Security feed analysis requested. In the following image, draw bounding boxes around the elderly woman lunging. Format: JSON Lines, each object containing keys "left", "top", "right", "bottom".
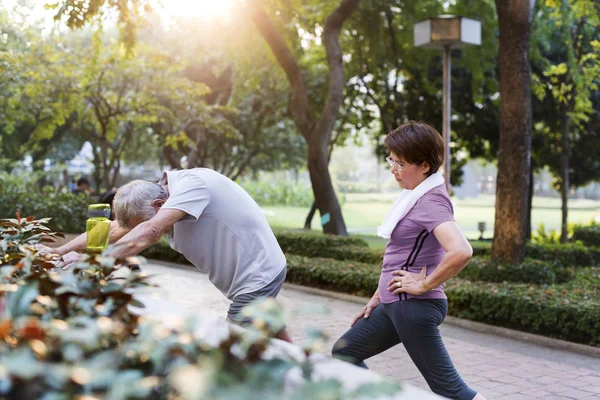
{"left": 332, "top": 121, "right": 486, "bottom": 400}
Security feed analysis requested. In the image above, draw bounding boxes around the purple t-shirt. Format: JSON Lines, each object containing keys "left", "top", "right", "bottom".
{"left": 378, "top": 185, "right": 455, "bottom": 304}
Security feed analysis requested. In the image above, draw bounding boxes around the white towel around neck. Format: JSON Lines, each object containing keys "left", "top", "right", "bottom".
{"left": 377, "top": 172, "right": 445, "bottom": 239}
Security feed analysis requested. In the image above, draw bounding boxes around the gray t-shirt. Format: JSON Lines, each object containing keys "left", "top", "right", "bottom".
{"left": 159, "top": 168, "right": 286, "bottom": 300}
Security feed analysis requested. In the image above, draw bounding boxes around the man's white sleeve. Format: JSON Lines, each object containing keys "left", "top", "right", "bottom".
{"left": 161, "top": 173, "right": 210, "bottom": 220}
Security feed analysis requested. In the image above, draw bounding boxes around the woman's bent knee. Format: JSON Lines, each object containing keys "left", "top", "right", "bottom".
{"left": 331, "top": 337, "right": 349, "bottom": 358}
{"left": 331, "top": 337, "right": 364, "bottom": 367}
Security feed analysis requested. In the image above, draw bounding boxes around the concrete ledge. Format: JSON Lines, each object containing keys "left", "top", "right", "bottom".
{"left": 283, "top": 282, "right": 600, "bottom": 359}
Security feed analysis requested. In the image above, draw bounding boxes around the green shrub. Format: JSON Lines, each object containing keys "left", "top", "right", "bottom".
{"left": 286, "top": 254, "right": 380, "bottom": 297}
{"left": 446, "top": 279, "right": 600, "bottom": 347}
{"left": 470, "top": 243, "right": 598, "bottom": 267}
{"left": 275, "top": 230, "right": 370, "bottom": 248}
{"left": 531, "top": 222, "right": 563, "bottom": 244}
{"left": 471, "top": 246, "right": 490, "bottom": 257}
{"left": 144, "top": 235, "right": 578, "bottom": 286}
{"left": 525, "top": 243, "right": 598, "bottom": 267}
{"left": 275, "top": 231, "right": 598, "bottom": 269}
{"left": 142, "top": 232, "right": 382, "bottom": 267}
{"left": 0, "top": 171, "right": 88, "bottom": 233}
{"left": 457, "top": 257, "right": 574, "bottom": 285}
{"left": 274, "top": 231, "right": 384, "bottom": 263}
{"left": 572, "top": 223, "right": 600, "bottom": 247}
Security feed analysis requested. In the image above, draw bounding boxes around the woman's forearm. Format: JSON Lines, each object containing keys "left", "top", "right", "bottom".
{"left": 424, "top": 249, "right": 471, "bottom": 289}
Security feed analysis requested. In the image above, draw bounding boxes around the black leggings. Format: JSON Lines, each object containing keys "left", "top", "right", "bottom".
{"left": 332, "top": 299, "right": 477, "bottom": 400}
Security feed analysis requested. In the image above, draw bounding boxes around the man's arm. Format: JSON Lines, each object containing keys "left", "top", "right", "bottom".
{"left": 41, "top": 220, "right": 130, "bottom": 256}
{"left": 108, "top": 208, "right": 187, "bottom": 259}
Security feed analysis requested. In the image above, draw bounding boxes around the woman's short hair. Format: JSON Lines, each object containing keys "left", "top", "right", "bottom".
{"left": 384, "top": 121, "right": 444, "bottom": 176}
{"left": 113, "top": 180, "right": 167, "bottom": 227}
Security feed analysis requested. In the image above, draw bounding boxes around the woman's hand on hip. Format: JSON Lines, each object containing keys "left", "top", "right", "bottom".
{"left": 387, "top": 266, "right": 428, "bottom": 296}
{"left": 351, "top": 294, "right": 381, "bottom": 327}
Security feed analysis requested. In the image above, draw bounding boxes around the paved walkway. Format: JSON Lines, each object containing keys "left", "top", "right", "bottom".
{"left": 137, "top": 261, "right": 600, "bottom": 400}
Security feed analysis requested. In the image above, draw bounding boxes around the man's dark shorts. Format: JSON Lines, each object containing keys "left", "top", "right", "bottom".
{"left": 226, "top": 267, "right": 287, "bottom": 328}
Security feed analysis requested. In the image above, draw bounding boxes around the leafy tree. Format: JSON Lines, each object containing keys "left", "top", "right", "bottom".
{"left": 75, "top": 37, "right": 175, "bottom": 189}
{"left": 142, "top": 16, "right": 307, "bottom": 179}
{"left": 248, "top": 0, "right": 360, "bottom": 235}
{"left": 531, "top": 0, "right": 600, "bottom": 242}
{"left": 0, "top": 10, "right": 81, "bottom": 166}
{"left": 48, "top": 0, "right": 354, "bottom": 236}
{"left": 341, "top": 0, "right": 500, "bottom": 187}
{"left": 45, "top": 0, "right": 152, "bottom": 51}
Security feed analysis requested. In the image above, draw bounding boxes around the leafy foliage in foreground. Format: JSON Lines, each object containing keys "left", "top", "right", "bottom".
{"left": 0, "top": 215, "right": 401, "bottom": 399}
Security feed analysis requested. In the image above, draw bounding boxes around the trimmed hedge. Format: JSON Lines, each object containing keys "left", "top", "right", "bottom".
{"left": 146, "top": 228, "right": 598, "bottom": 270}
{"left": 457, "top": 257, "right": 574, "bottom": 285}
{"left": 446, "top": 279, "right": 600, "bottom": 347}
{"left": 472, "top": 242, "right": 598, "bottom": 267}
{"left": 143, "top": 238, "right": 575, "bottom": 286}
{"left": 274, "top": 231, "right": 384, "bottom": 264}
{"left": 286, "top": 255, "right": 379, "bottom": 297}
{"left": 275, "top": 231, "right": 598, "bottom": 269}
{"left": 572, "top": 224, "right": 600, "bottom": 248}
{"left": 275, "top": 230, "right": 370, "bottom": 249}
{"left": 141, "top": 233, "right": 380, "bottom": 265}
{"left": 526, "top": 243, "right": 599, "bottom": 267}
{"left": 284, "top": 254, "right": 598, "bottom": 346}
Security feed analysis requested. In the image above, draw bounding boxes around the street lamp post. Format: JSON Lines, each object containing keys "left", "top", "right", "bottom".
{"left": 414, "top": 15, "right": 481, "bottom": 190}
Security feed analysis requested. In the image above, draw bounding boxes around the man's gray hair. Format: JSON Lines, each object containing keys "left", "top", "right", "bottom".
{"left": 113, "top": 180, "right": 168, "bottom": 227}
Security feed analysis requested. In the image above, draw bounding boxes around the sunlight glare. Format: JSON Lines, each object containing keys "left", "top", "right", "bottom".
{"left": 160, "top": 0, "right": 236, "bottom": 19}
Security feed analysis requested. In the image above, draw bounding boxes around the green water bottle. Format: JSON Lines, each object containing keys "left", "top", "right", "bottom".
{"left": 86, "top": 203, "right": 111, "bottom": 255}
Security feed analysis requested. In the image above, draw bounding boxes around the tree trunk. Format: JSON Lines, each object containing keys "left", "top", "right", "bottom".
{"left": 560, "top": 114, "right": 571, "bottom": 243}
{"left": 162, "top": 145, "right": 180, "bottom": 169}
{"left": 90, "top": 144, "right": 102, "bottom": 192}
{"left": 492, "top": 0, "right": 535, "bottom": 264}
{"left": 525, "top": 160, "right": 534, "bottom": 242}
{"left": 303, "top": 119, "right": 345, "bottom": 230}
{"left": 250, "top": 0, "right": 358, "bottom": 236}
{"left": 100, "top": 137, "right": 111, "bottom": 190}
{"left": 307, "top": 136, "right": 346, "bottom": 234}
{"left": 304, "top": 202, "right": 318, "bottom": 230}
{"left": 110, "top": 160, "right": 121, "bottom": 188}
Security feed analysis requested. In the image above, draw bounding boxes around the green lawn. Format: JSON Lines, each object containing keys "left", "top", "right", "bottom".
{"left": 263, "top": 194, "right": 600, "bottom": 245}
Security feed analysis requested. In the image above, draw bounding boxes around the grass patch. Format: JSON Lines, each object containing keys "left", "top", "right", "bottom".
{"left": 262, "top": 195, "right": 600, "bottom": 240}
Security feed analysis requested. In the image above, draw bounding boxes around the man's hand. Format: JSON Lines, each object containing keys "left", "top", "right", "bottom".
{"left": 35, "top": 244, "right": 58, "bottom": 256}
{"left": 55, "top": 251, "right": 83, "bottom": 270}
{"left": 351, "top": 293, "right": 381, "bottom": 327}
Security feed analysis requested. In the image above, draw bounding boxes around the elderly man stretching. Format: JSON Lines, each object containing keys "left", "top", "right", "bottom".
{"left": 45, "top": 168, "right": 291, "bottom": 342}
